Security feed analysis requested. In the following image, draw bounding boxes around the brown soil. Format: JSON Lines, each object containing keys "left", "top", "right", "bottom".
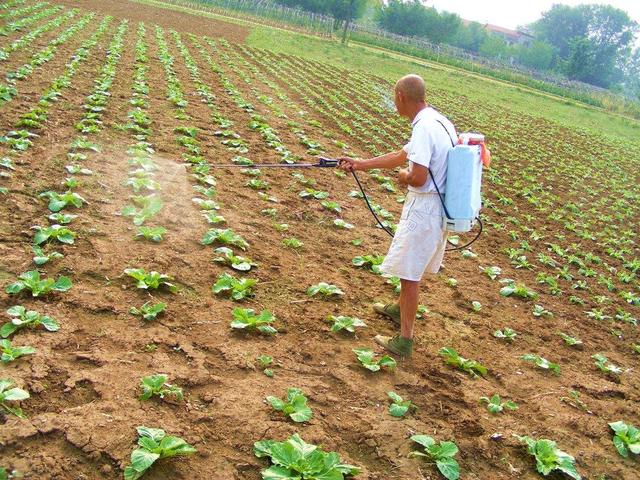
{"left": 0, "top": 1, "right": 638, "bottom": 480}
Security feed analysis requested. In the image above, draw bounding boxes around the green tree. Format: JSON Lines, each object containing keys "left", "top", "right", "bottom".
{"left": 515, "top": 40, "right": 555, "bottom": 70}
{"left": 377, "top": 0, "right": 461, "bottom": 44}
{"left": 331, "top": 0, "right": 368, "bottom": 44}
{"left": 479, "top": 35, "right": 509, "bottom": 60}
{"left": 453, "top": 21, "right": 489, "bottom": 52}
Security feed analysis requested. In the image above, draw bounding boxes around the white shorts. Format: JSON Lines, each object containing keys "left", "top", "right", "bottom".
{"left": 380, "top": 191, "right": 447, "bottom": 282}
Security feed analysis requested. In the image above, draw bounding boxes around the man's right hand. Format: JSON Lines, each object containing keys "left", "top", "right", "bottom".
{"left": 338, "top": 157, "right": 363, "bottom": 172}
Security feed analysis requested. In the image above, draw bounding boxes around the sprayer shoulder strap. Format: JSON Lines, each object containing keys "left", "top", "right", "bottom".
{"left": 424, "top": 118, "right": 455, "bottom": 220}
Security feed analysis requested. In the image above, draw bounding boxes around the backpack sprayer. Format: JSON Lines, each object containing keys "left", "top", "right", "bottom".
{"left": 209, "top": 131, "right": 489, "bottom": 252}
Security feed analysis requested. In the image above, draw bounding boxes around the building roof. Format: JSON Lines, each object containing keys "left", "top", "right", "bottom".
{"left": 461, "top": 19, "right": 535, "bottom": 40}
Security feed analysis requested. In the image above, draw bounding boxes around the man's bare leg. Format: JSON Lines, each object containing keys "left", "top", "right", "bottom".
{"left": 400, "top": 279, "right": 419, "bottom": 339}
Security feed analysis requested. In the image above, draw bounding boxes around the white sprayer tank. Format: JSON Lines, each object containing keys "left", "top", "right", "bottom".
{"left": 442, "top": 133, "right": 484, "bottom": 233}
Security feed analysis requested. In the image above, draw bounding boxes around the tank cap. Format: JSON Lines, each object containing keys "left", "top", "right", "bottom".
{"left": 459, "top": 132, "right": 485, "bottom": 144}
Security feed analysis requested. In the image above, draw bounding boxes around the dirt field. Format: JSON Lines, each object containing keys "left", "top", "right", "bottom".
{"left": 0, "top": 1, "right": 638, "bottom": 480}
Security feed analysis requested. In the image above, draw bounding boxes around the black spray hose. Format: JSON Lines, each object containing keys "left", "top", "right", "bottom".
{"left": 350, "top": 170, "right": 483, "bottom": 252}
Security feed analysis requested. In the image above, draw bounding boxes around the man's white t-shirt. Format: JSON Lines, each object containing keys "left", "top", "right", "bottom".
{"left": 402, "top": 107, "right": 457, "bottom": 193}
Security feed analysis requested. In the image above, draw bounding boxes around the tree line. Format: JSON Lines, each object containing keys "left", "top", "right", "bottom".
{"left": 274, "top": 0, "right": 640, "bottom": 98}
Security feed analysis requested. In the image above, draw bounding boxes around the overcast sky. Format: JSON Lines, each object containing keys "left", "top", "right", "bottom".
{"left": 426, "top": 0, "right": 640, "bottom": 30}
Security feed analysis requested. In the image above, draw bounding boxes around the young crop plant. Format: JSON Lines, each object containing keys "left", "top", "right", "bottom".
{"left": 353, "top": 348, "right": 396, "bottom": 372}
{"left": 135, "top": 226, "right": 166, "bottom": 242}
{"left": 387, "top": 391, "right": 416, "bottom": 418}
{"left": 352, "top": 254, "right": 384, "bottom": 274}
{"left": 592, "top": 354, "right": 622, "bottom": 378}
{"left": 299, "top": 188, "right": 329, "bottom": 200}
{"left": 328, "top": 315, "right": 366, "bottom": 333}
{"left": 257, "top": 355, "right": 274, "bottom": 377}
{"left": 230, "top": 308, "right": 277, "bottom": 334}
{"left": 124, "top": 268, "right": 177, "bottom": 292}
{"left": 1, "top": 339, "right": 35, "bottom": 363}
{"left": 1, "top": 305, "right": 59, "bottom": 338}
{"left": 266, "top": 388, "right": 312, "bottom": 423}
{"left": 5, "top": 271, "right": 71, "bottom": 297}
{"left": 123, "top": 426, "right": 196, "bottom": 480}
{"left": 558, "top": 332, "right": 583, "bottom": 347}
{"left": 320, "top": 200, "right": 341, "bottom": 213}
{"left": 609, "top": 421, "right": 640, "bottom": 458}
{"left": 129, "top": 302, "right": 166, "bottom": 321}
{"left": 521, "top": 354, "right": 560, "bottom": 375}
{"left": 39, "top": 190, "right": 86, "bottom": 212}
{"left": 201, "top": 228, "right": 248, "bottom": 250}
{"left": 333, "top": 218, "right": 354, "bottom": 230}
{"left": 500, "top": 279, "right": 538, "bottom": 299}
{"left": 307, "top": 282, "right": 344, "bottom": 298}
{"left": 139, "top": 374, "right": 183, "bottom": 401}
{"left": 246, "top": 178, "right": 268, "bottom": 190}
{"left": 213, "top": 247, "right": 256, "bottom": 271}
{"left": 282, "top": 237, "right": 303, "bottom": 249}
{"left": 32, "top": 224, "right": 76, "bottom": 245}
{"left": 0, "top": 379, "right": 29, "bottom": 418}
{"left": 479, "top": 265, "right": 501, "bottom": 280}
{"left": 439, "top": 347, "right": 487, "bottom": 378}
{"left": 532, "top": 304, "right": 553, "bottom": 318}
{"left": 409, "top": 435, "right": 460, "bottom": 480}
{"left": 479, "top": 394, "right": 518, "bottom": 414}
{"left": 253, "top": 434, "right": 359, "bottom": 479}
{"left": 122, "top": 195, "right": 162, "bottom": 226}
{"left": 514, "top": 435, "right": 580, "bottom": 479}
{"left": 212, "top": 272, "right": 256, "bottom": 301}
{"left": 32, "top": 245, "right": 63, "bottom": 266}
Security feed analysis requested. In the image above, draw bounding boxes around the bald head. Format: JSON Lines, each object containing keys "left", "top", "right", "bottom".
{"left": 395, "top": 74, "right": 425, "bottom": 103}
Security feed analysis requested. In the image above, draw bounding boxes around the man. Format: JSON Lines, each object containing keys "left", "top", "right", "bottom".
{"left": 338, "top": 74, "right": 456, "bottom": 358}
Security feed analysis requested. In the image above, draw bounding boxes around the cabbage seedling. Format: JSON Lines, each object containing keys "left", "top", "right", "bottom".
{"left": 353, "top": 348, "right": 396, "bottom": 372}
{"left": 558, "top": 332, "right": 582, "bottom": 347}
{"left": 479, "top": 265, "right": 501, "bottom": 280}
{"left": 352, "top": 254, "right": 384, "bottom": 274}
{"left": 282, "top": 237, "right": 303, "bottom": 249}
{"left": 493, "top": 327, "right": 517, "bottom": 342}
{"left": 514, "top": 435, "right": 580, "bottom": 479}
{"left": 320, "top": 200, "right": 341, "bottom": 213}
{"left": 592, "top": 353, "right": 622, "bottom": 378}
{"left": 500, "top": 279, "right": 538, "bottom": 299}
{"left": 253, "top": 434, "right": 359, "bottom": 479}
{"left": 0, "top": 379, "right": 29, "bottom": 419}
{"left": 212, "top": 272, "right": 256, "bottom": 301}
{"left": 2, "top": 305, "right": 59, "bottom": 338}
{"left": 129, "top": 302, "right": 166, "bottom": 321}
{"left": 32, "top": 224, "right": 76, "bottom": 245}
{"left": 39, "top": 190, "right": 86, "bottom": 212}
{"left": 1, "top": 339, "right": 35, "bottom": 363}
{"left": 135, "top": 226, "right": 166, "bottom": 242}
{"left": 124, "top": 268, "right": 177, "bottom": 292}
{"left": 123, "top": 426, "right": 196, "bottom": 480}
{"left": 32, "top": 245, "right": 63, "bottom": 265}
{"left": 299, "top": 188, "right": 328, "bottom": 199}
{"left": 333, "top": 218, "right": 354, "bottom": 229}
{"left": 521, "top": 354, "right": 560, "bottom": 375}
{"left": 139, "top": 374, "right": 183, "bottom": 401}
{"left": 307, "top": 282, "right": 344, "bottom": 298}
{"left": 230, "top": 308, "right": 277, "bottom": 334}
{"left": 409, "top": 435, "right": 460, "bottom": 480}
{"left": 213, "top": 247, "right": 256, "bottom": 271}
{"left": 266, "top": 388, "right": 312, "bottom": 423}
{"left": 609, "top": 421, "right": 640, "bottom": 458}
{"left": 5, "top": 270, "right": 71, "bottom": 297}
{"left": 439, "top": 347, "right": 487, "bottom": 378}
{"left": 328, "top": 315, "right": 366, "bottom": 333}
{"left": 479, "top": 394, "right": 518, "bottom": 414}
{"left": 201, "top": 228, "right": 248, "bottom": 250}
{"left": 387, "top": 391, "right": 416, "bottom": 417}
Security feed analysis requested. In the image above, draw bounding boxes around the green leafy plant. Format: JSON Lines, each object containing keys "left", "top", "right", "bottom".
{"left": 32, "top": 224, "right": 76, "bottom": 245}
{"left": 500, "top": 279, "right": 538, "bottom": 299}
{"left": 230, "top": 308, "right": 277, "bottom": 335}
{"left": 471, "top": 301, "right": 482, "bottom": 312}
{"left": 139, "top": 374, "right": 183, "bottom": 401}
{"left": 266, "top": 388, "right": 312, "bottom": 423}
{"left": 532, "top": 304, "right": 553, "bottom": 317}
{"left": 282, "top": 237, "right": 303, "bottom": 249}
{"left": 201, "top": 228, "right": 248, "bottom": 250}
{"left": 352, "top": 254, "right": 384, "bottom": 274}
{"left": 1, "top": 305, "right": 59, "bottom": 338}
{"left": 299, "top": 188, "right": 328, "bottom": 199}
{"left": 521, "top": 354, "right": 560, "bottom": 375}
{"left": 1, "top": 339, "right": 35, "bottom": 363}
{"left": 32, "top": 245, "right": 63, "bottom": 265}
{"left": 5, "top": 271, "right": 71, "bottom": 297}
{"left": 592, "top": 353, "right": 622, "bottom": 378}
{"left": 320, "top": 200, "right": 341, "bottom": 213}
{"left": 409, "top": 435, "right": 460, "bottom": 480}
{"left": 333, "top": 219, "right": 354, "bottom": 229}
{"left": 439, "top": 347, "right": 487, "bottom": 378}
{"left": 558, "top": 332, "right": 582, "bottom": 347}
{"left": 257, "top": 354, "right": 274, "bottom": 376}
{"left": 307, "top": 282, "right": 344, "bottom": 298}
{"left": 387, "top": 391, "right": 416, "bottom": 417}
{"left": 129, "top": 302, "right": 166, "bottom": 321}
{"left": 479, "top": 265, "right": 501, "bottom": 280}
{"left": 328, "top": 315, "right": 366, "bottom": 333}
{"left": 122, "top": 195, "right": 162, "bottom": 226}
{"left": 123, "top": 426, "right": 196, "bottom": 480}
{"left": 493, "top": 327, "right": 518, "bottom": 342}
{"left": 353, "top": 348, "right": 396, "bottom": 372}
{"left": 253, "top": 434, "right": 359, "bottom": 479}
{"left": 479, "top": 394, "right": 518, "bottom": 414}
{"left": 0, "top": 379, "right": 29, "bottom": 419}
{"left": 39, "top": 190, "right": 86, "bottom": 212}
{"left": 136, "top": 226, "right": 166, "bottom": 242}
{"left": 514, "top": 435, "right": 580, "bottom": 480}
{"left": 213, "top": 247, "right": 256, "bottom": 271}
{"left": 124, "top": 268, "right": 176, "bottom": 292}
{"left": 609, "top": 421, "right": 640, "bottom": 458}
{"left": 212, "top": 272, "right": 256, "bottom": 301}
